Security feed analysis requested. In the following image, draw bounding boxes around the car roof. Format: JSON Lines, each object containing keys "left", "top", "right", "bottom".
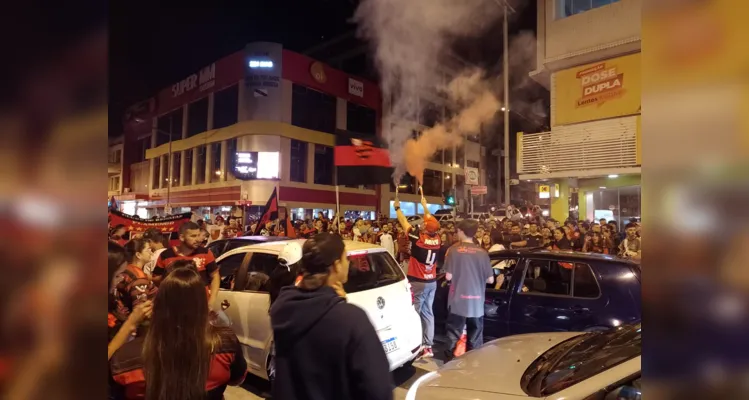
{"left": 222, "top": 238, "right": 388, "bottom": 256}
{"left": 489, "top": 248, "right": 639, "bottom": 265}
{"left": 228, "top": 235, "right": 293, "bottom": 243}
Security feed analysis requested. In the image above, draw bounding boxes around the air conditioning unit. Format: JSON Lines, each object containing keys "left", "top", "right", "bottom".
{"left": 123, "top": 187, "right": 131, "bottom": 193}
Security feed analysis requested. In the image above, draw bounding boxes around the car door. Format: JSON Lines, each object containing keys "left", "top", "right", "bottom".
{"left": 508, "top": 258, "right": 604, "bottom": 335}
{"left": 207, "top": 239, "right": 228, "bottom": 258}
{"left": 236, "top": 251, "right": 278, "bottom": 373}
{"left": 482, "top": 256, "right": 521, "bottom": 340}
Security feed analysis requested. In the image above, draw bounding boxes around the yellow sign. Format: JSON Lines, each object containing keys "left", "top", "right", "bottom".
{"left": 539, "top": 185, "right": 550, "bottom": 199}
{"left": 554, "top": 53, "right": 641, "bottom": 126}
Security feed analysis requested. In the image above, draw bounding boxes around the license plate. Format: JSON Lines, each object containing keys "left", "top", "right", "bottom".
{"left": 382, "top": 337, "right": 398, "bottom": 354}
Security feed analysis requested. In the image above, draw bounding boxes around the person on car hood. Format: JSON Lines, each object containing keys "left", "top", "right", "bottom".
{"left": 270, "top": 233, "right": 393, "bottom": 400}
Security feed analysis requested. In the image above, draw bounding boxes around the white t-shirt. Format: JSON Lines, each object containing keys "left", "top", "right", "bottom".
{"left": 379, "top": 233, "right": 395, "bottom": 259}
{"left": 353, "top": 227, "right": 362, "bottom": 242}
{"left": 144, "top": 248, "right": 167, "bottom": 277}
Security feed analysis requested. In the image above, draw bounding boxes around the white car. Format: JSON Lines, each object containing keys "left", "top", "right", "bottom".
{"left": 216, "top": 239, "right": 424, "bottom": 381}
{"left": 407, "top": 324, "right": 641, "bottom": 400}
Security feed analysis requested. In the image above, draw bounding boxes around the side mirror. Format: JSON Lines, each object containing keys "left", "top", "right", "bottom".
{"left": 604, "top": 385, "right": 641, "bottom": 400}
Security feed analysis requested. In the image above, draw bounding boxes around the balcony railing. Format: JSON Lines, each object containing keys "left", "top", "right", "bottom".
{"left": 518, "top": 115, "right": 639, "bottom": 175}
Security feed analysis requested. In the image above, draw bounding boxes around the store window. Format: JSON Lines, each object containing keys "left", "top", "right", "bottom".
{"left": 172, "top": 152, "right": 181, "bottom": 187}
{"left": 586, "top": 186, "right": 641, "bottom": 230}
{"left": 290, "top": 140, "right": 308, "bottom": 183}
{"left": 313, "top": 145, "right": 334, "bottom": 185}
{"left": 422, "top": 169, "right": 442, "bottom": 197}
{"left": 558, "top": 0, "right": 619, "bottom": 18}
{"left": 213, "top": 84, "right": 239, "bottom": 129}
{"left": 226, "top": 139, "right": 237, "bottom": 181}
{"left": 209, "top": 142, "right": 222, "bottom": 183}
{"left": 346, "top": 103, "right": 376, "bottom": 135}
{"left": 292, "top": 84, "right": 336, "bottom": 133}
{"left": 156, "top": 108, "right": 183, "bottom": 146}
{"left": 184, "top": 150, "right": 193, "bottom": 185}
{"left": 187, "top": 97, "right": 209, "bottom": 137}
{"left": 195, "top": 145, "right": 207, "bottom": 184}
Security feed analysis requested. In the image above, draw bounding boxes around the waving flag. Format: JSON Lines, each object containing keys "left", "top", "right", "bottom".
{"left": 334, "top": 130, "right": 394, "bottom": 186}
{"left": 253, "top": 188, "right": 279, "bottom": 235}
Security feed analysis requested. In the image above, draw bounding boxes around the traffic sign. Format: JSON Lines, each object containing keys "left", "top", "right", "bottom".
{"left": 470, "top": 185, "right": 488, "bottom": 195}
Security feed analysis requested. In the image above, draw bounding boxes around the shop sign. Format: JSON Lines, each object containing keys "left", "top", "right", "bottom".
{"left": 465, "top": 167, "right": 480, "bottom": 185}
{"left": 554, "top": 53, "right": 641, "bottom": 125}
{"left": 348, "top": 78, "right": 364, "bottom": 97}
{"left": 310, "top": 62, "right": 327, "bottom": 84}
{"left": 539, "top": 185, "right": 550, "bottom": 199}
{"left": 470, "top": 185, "right": 488, "bottom": 195}
{"left": 171, "top": 63, "right": 216, "bottom": 98}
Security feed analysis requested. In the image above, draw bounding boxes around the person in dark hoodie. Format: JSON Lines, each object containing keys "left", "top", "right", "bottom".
{"left": 270, "top": 233, "right": 394, "bottom": 400}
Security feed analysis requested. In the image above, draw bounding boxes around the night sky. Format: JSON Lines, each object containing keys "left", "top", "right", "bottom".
{"left": 109, "top": 0, "right": 539, "bottom": 136}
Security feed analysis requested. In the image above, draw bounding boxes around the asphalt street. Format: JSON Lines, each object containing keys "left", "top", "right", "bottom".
{"left": 224, "top": 339, "right": 451, "bottom": 399}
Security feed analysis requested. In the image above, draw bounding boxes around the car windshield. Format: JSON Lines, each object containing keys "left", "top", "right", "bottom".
{"left": 344, "top": 251, "right": 405, "bottom": 293}
{"left": 522, "top": 323, "right": 641, "bottom": 397}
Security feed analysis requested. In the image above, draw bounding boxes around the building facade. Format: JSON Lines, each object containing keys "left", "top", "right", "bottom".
{"left": 117, "top": 42, "right": 382, "bottom": 220}
{"left": 520, "top": 0, "right": 641, "bottom": 225}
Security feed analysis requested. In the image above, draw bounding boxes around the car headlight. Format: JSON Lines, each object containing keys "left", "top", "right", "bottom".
{"left": 405, "top": 371, "right": 437, "bottom": 400}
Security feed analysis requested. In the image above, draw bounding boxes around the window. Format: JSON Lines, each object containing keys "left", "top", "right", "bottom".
{"left": 446, "top": 146, "right": 455, "bottom": 166}
{"left": 390, "top": 173, "right": 416, "bottom": 195}
{"left": 134, "top": 136, "right": 151, "bottom": 163}
{"left": 187, "top": 97, "right": 209, "bottom": 137}
{"left": 209, "top": 240, "right": 228, "bottom": 259}
{"left": 489, "top": 258, "right": 520, "bottom": 290}
{"left": 213, "top": 85, "right": 239, "bottom": 129}
{"left": 152, "top": 156, "right": 161, "bottom": 189}
{"left": 313, "top": 145, "right": 334, "bottom": 185}
{"left": 559, "top": 0, "right": 619, "bottom": 18}
{"left": 573, "top": 263, "right": 600, "bottom": 298}
{"left": 196, "top": 145, "right": 207, "bottom": 184}
{"left": 217, "top": 252, "right": 245, "bottom": 290}
{"left": 522, "top": 260, "right": 573, "bottom": 296}
{"left": 344, "top": 252, "right": 406, "bottom": 294}
{"left": 210, "top": 142, "right": 222, "bottom": 183}
{"left": 226, "top": 139, "right": 237, "bottom": 181}
{"left": 110, "top": 149, "right": 122, "bottom": 164}
{"left": 419, "top": 100, "right": 440, "bottom": 127}
{"left": 172, "top": 152, "right": 181, "bottom": 187}
{"left": 109, "top": 176, "right": 120, "bottom": 192}
{"left": 156, "top": 108, "right": 183, "bottom": 146}
{"left": 183, "top": 150, "right": 193, "bottom": 185}
{"left": 467, "top": 160, "right": 480, "bottom": 168}
{"left": 422, "top": 169, "right": 442, "bottom": 197}
{"left": 346, "top": 102, "right": 376, "bottom": 135}
{"left": 430, "top": 150, "right": 443, "bottom": 164}
{"left": 289, "top": 140, "right": 308, "bottom": 183}
{"left": 244, "top": 253, "right": 278, "bottom": 292}
{"left": 161, "top": 155, "right": 170, "bottom": 187}
{"left": 456, "top": 146, "right": 465, "bottom": 167}
{"left": 291, "top": 84, "right": 336, "bottom": 133}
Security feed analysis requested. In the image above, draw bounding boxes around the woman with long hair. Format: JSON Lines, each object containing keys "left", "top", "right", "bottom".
{"left": 552, "top": 228, "right": 573, "bottom": 250}
{"left": 481, "top": 234, "right": 493, "bottom": 251}
{"left": 110, "top": 267, "right": 246, "bottom": 400}
{"left": 270, "top": 233, "right": 393, "bottom": 400}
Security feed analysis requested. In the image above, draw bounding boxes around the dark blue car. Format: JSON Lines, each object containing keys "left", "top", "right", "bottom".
{"left": 434, "top": 249, "right": 641, "bottom": 340}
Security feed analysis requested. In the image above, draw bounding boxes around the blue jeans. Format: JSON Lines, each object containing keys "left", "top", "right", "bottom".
{"left": 411, "top": 280, "right": 436, "bottom": 347}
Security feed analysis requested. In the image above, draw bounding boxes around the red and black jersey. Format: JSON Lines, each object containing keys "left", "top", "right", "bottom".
{"left": 111, "top": 265, "right": 158, "bottom": 324}
{"left": 109, "top": 326, "right": 247, "bottom": 400}
{"left": 153, "top": 246, "right": 217, "bottom": 287}
{"left": 407, "top": 227, "right": 442, "bottom": 282}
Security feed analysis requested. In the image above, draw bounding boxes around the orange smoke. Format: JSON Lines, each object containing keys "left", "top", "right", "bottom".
{"left": 404, "top": 71, "right": 501, "bottom": 184}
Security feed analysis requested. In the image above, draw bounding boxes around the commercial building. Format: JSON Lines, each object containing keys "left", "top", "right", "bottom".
{"left": 116, "top": 42, "right": 382, "bottom": 220}
{"left": 520, "top": 0, "right": 641, "bottom": 225}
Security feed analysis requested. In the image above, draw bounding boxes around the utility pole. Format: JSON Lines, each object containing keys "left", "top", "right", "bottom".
{"left": 166, "top": 117, "right": 173, "bottom": 214}
{"left": 502, "top": 1, "right": 511, "bottom": 206}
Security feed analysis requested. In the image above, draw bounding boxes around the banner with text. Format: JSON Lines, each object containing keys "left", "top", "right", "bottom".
{"left": 554, "top": 53, "right": 641, "bottom": 126}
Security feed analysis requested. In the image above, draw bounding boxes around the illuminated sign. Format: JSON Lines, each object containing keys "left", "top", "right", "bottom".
{"left": 171, "top": 63, "right": 216, "bottom": 97}
{"left": 248, "top": 60, "right": 274, "bottom": 69}
{"left": 233, "top": 151, "right": 279, "bottom": 180}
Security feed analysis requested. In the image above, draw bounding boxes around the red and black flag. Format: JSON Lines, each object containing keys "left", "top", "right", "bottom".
{"left": 253, "top": 187, "right": 279, "bottom": 235}
{"left": 334, "top": 130, "right": 394, "bottom": 186}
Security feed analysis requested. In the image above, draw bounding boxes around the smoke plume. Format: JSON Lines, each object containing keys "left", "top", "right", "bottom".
{"left": 353, "top": 0, "right": 506, "bottom": 184}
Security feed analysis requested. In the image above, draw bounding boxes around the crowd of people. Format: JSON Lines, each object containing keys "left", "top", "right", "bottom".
{"left": 106, "top": 203, "right": 641, "bottom": 400}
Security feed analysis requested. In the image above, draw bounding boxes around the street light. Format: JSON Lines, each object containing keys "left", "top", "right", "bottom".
{"left": 492, "top": 0, "right": 516, "bottom": 206}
